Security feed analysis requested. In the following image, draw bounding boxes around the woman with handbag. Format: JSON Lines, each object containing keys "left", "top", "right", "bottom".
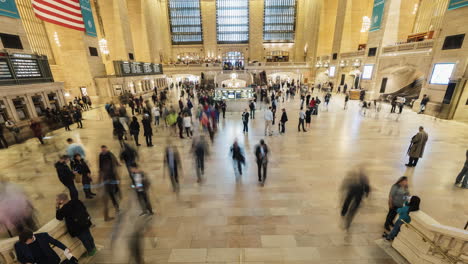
{"left": 71, "top": 154, "right": 95, "bottom": 199}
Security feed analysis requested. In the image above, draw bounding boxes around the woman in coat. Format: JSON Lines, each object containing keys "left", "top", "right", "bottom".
{"left": 406, "top": 126, "right": 428, "bottom": 167}
{"left": 71, "top": 154, "right": 95, "bottom": 199}
{"left": 129, "top": 116, "right": 141, "bottom": 146}
{"left": 305, "top": 107, "right": 312, "bottom": 129}
{"left": 142, "top": 114, "right": 153, "bottom": 147}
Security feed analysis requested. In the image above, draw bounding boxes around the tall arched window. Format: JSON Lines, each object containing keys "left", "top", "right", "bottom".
{"left": 168, "top": 0, "right": 203, "bottom": 44}
{"left": 216, "top": 0, "right": 249, "bottom": 44}
{"left": 263, "top": 0, "right": 297, "bottom": 43}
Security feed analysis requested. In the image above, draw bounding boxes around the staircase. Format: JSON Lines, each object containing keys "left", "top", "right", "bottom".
{"left": 382, "top": 77, "right": 424, "bottom": 105}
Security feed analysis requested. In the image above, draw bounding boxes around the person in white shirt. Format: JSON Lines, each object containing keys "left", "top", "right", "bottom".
{"left": 152, "top": 106, "right": 160, "bottom": 126}
{"left": 183, "top": 113, "right": 192, "bottom": 138}
{"left": 298, "top": 107, "right": 307, "bottom": 132}
{"left": 264, "top": 107, "right": 274, "bottom": 136}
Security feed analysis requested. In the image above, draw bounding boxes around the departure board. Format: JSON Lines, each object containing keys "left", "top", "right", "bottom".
{"left": 114, "top": 61, "right": 163, "bottom": 76}
{"left": 11, "top": 58, "right": 42, "bottom": 78}
{"left": 0, "top": 59, "right": 12, "bottom": 79}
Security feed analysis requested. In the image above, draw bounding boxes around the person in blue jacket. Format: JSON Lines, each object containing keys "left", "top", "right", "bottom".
{"left": 384, "top": 195, "right": 421, "bottom": 241}
{"left": 14, "top": 229, "right": 71, "bottom": 264}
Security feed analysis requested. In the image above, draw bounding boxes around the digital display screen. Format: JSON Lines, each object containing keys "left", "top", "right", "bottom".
{"left": 362, "top": 64, "right": 374, "bottom": 80}
{"left": 116, "top": 61, "right": 163, "bottom": 76}
{"left": 329, "top": 66, "right": 336, "bottom": 77}
{"left": 430, "top": 63, "right": 455, "bottom": 85}
{"left": 0, "top": 59, "right": 12, "bottom": 79}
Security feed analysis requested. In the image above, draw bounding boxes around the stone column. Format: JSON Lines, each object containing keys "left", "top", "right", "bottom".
{"left": 249, "top": 0, "right": 264, "bottom": 62}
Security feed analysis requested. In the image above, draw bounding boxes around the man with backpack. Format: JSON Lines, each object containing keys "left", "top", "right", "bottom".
{"left": 55, "top": 193, "right": 97, "bottom": 256}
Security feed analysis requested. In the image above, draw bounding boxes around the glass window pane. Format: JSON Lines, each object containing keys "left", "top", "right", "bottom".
{"left": 216, "top": 0, "right": 249, "bottom": 44}
{"left": 168, "top": 0, "right": 203, "bottom": 44}
{"left": 263, "top": 0, "right": 297, "bottom": 43}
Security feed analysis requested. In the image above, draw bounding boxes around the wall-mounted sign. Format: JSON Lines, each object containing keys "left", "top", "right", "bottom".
{"left": 448, "top": 0, "right": 468, "bottom": 10}
{"left": 0, "top": 52, "right": 53, "bottom": 85}
{"left": 328, "top": 66, "right": 336, "bottom": 77}
{"left": 369, "top": 0, "right": 385, "bottom": 32}
{"left": 79, "top": 0, "right": 97, "bottom": 37}
{"left": 114, "top": 61, "right": 164, "bottom": 77}
{"left": 0, "top": 0, "right": 20, "bottom": 19}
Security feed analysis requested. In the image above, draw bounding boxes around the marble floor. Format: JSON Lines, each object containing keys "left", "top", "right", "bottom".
{"left": 0, "top": 89, "right": 467, "bottom": 264}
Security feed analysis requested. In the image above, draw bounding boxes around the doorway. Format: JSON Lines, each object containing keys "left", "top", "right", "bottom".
{"left": 380, "top": 78, "right": 388, "bottom": 93}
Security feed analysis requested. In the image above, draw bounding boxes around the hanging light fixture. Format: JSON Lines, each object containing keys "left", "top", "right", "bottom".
{"left": 360, "top": 16, "right": 371, "bottom": 32}
{"left": 99, "top": 38, "right": 109, "bottom": 55}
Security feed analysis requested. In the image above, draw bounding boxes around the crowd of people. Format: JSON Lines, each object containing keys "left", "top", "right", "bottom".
{"left": 1, "top": 80, "right": 466, "bottom": 264}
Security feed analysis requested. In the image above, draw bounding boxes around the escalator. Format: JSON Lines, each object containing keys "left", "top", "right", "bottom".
{"left": 381, "top": 77, "right": 424, "bottom": 106}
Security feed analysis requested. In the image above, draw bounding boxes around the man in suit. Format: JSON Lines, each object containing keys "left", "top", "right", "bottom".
{"left": 14, "top": 229, "right": 71, "bottom": 264}
{"left": 255, "top": 139, "right": 269, "bottom": 186}
{"left": 406, "top": 126, "right": 428, "bottom": 167}
{"left": 280, "top": 108, "right": 288, "bottom": 134}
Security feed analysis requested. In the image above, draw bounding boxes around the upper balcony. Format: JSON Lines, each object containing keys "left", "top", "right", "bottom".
{"left": 381, "top": 40, "right": 434, "bottom": 56}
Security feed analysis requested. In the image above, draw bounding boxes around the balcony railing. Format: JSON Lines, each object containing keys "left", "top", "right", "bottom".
{"left": 382, "top": 40, "right": 434, "bottom": 54}
{"left": 339, "top": 50, "right": 366, "bottom": 58}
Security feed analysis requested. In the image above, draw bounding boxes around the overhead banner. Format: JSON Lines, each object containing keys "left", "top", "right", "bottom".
{"left": 369, "top": 0, "right": 385, "bottom": 32}
{"left": 448, "top": 0, "right": 468, "bottom": 10}
{"left": 79, "top": 0, "right": 97, "bottom": 37}
{"left": 0, "top": 0, "right": 20, "bottom": 19}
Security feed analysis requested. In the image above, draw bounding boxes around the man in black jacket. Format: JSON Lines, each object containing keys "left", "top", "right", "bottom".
{"left": 99, "top": 145, "right": 121, "bottom": 221}
{"left": 55, "top": 155, "right": 79, "bottom": 200}
{"left": 56, "top": 193, "right": 96, "bottom": 256}
{"left": 15, "top": 229, "right": 70, "bottom": 264}
{"left": 241, "top": 109, "right": 249, "bottom": 133}
{"left": 254, "top": 140, "right": 269, "bottom": 186}
{"left": 280, "top": 108, "right": 288, "bottom": 134}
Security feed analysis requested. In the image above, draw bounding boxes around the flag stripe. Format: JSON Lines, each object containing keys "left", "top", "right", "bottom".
{"left": 38, "top": 15, "right": 85, "bottom": 31}
{"left": 35, "top": 0, "right": 82, "bottom": 15}
{"left": 33, "top": 8, "right": 85, "bottom": 29}
{"left": 33, "top": 4, "right": 84, "bottom": 24}
{"left": 32, "top": 0, "right": 85, "bottom": 32}
{"left": 33, "top": 1, "right": 83, "bottom": 22}
{"left": 43, "top": 0, "right": 80, "bottom": 12}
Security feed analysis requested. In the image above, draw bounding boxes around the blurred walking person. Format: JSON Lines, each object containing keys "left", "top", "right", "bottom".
{"left": 164, "top": 141, "right": 182, "bottom": 192}
{"left": 264, "top": 107, "right": 273, "bottom": 136}
{"left": 30, "top": 119, "right": 44, "bottom": 144}
{"left": 192, "top": 135, "right": 209, "bottom": 183}
{"left": 99, "top": 145, "right": 121, "bottom": 221}
{"left": 230, "top": 139, "right": 245, "bottom": 178}
{"left": 298, "top": 108, "right": 306, "bottom": 132}
{"left": 129, "top": 164, "right": 154, "bottom": 215}
{"left": 340, "top": 166, "right": 371, "bottom": 230}
{"left": 241, "top": 109, "right": 249, "bottom": 133}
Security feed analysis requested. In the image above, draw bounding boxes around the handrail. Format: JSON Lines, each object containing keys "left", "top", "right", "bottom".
{"left": 401, "top": 220, "right": 460, "bottom": 264}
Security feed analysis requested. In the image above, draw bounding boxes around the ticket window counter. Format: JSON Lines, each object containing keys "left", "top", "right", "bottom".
{"left": 32, "top": 95, "right": 46, "bottom": 116}
{"left": 0, "top": 100, "right": 9, "bottom": 123}
{"left": 12, "top": 98, "right": 29, "bottom": 121}
{"left": 48, "top": 93, "right": 60, "bottom": 111}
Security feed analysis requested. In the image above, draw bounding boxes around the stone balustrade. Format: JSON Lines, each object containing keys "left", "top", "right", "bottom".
{"left": 0, "top": 220, "right": 86, "bottom": 264}
{"left": 392, "top": 211, "right": 468, "bottom": 264}
{"left": 382, "top": 40, "right": 435, "bottom": 54}
{"left": 339, "top": 50, "right": 366, "bottom": 58}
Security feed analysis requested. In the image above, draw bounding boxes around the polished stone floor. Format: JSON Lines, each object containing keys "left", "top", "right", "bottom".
{"left": 1, "top": 89, "right": 467, "bottom": 263}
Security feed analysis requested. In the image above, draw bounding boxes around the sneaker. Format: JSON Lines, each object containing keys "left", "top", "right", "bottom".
{"left": 87, "top": 248, "right": 97, "bottom": 257}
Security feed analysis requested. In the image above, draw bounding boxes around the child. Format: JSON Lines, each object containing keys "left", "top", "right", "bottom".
{"left": 384, "top": 195, "right": 421, "bottom": 241}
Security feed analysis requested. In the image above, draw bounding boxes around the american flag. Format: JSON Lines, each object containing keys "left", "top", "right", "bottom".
{"left": 32, "top": 0, "right": 85, "bottom": 32}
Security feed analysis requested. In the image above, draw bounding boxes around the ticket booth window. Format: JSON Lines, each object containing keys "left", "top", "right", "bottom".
{"left": 12, "top": 98, "right": 29, "bottom": 120}
{"left": 32, "top": 95, "right": 46, "bottom": 116}
{"left": 48, "top": 93, "right": 60, "bottom": 111}
{"left": 0, "top": 100, "right": 9, "bottom": 123}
